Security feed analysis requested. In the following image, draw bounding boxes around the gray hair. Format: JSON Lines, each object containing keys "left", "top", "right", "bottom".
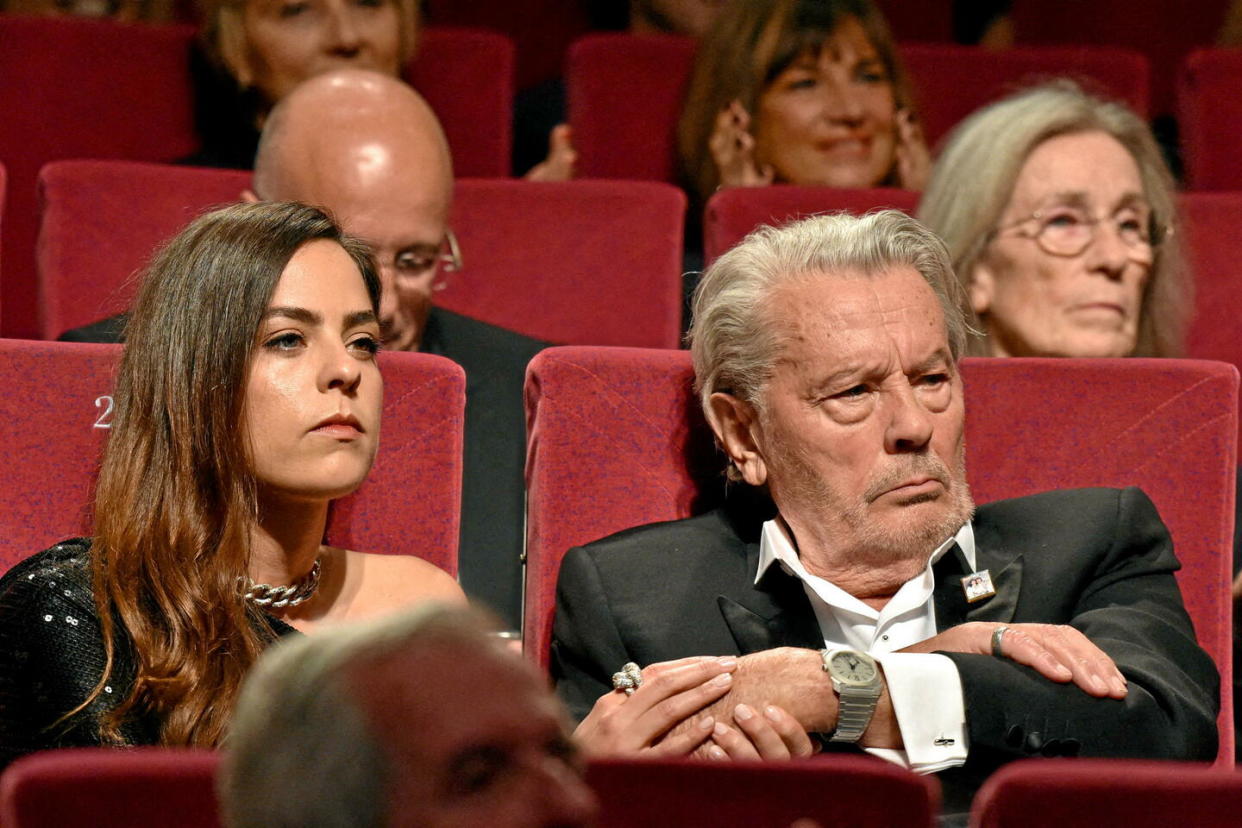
{"left": 219, "top": 604, "right": 492, "bottom": 828}
{"left": 917, "top": 81, "right": 1188, "bottom": 357}
{"left": 688, "top": 209, "right": 969, "bottom": 430}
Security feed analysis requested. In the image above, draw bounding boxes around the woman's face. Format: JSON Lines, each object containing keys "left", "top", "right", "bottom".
{"left": 245, "top": 239, "right": 383, "bottom": 504}
{"left": 752, "top": 15, "right": 898, "bottom": 189}
{"left": 972, "top": 130, "right": 1154, "bottom": 358}
{"left": 235, "top": 0, "right": 403, "bottom": 104}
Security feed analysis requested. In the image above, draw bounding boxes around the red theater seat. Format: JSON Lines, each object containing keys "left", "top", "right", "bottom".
{"left": 0, "top": 16, "right": 199, "bottom": 341}
{"left": 901, "top": 44, "right": 1151, "bottom": 147}
{"left": 38, "top": 162, "right": 685, "bottom": 347}
{"left": 703, "top": 186, "right": 920, "bottom": 264}
{"left": 0, "top": 341, "right": 464, "bottom": 578}
{"left": 972, "top": 759, "right": 1242, "bottom": 827}
{"left": 587, "top": 756, "right": 937, "bottom": 828}
{"left": 566, "top": 34, "right": 697, "bottom": 182}
{"left": 0, "top": 748, "right": 219, "bottom": 828}
{"left": 1180, "top": 193, "right": 1242, "bottom": 375}
{"left": 524, "top": 348, "right": 1236, "bottom": 761}
{"left": 405, "top": 27, "right": 516, "bottom": 178}
{"left": 1179, "top": 50, "right": 1242, "bottom": 191}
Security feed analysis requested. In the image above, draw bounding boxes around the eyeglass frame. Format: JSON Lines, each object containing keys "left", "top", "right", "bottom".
{"left": 431, "top": 229, "right": 462, "bottom": 292}
{"left": 987, "top": 199, "right": 1172, "bottom": 263}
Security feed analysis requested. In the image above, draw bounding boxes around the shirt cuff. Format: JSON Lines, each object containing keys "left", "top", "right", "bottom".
{"left": 869, "top": 652, "right": 968, "bottom": 773}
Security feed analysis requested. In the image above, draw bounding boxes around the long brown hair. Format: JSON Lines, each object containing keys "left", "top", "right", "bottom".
{"left": 677, "top": 0, "right": 912, "bottom": 207}
{"left": 83, "top": 201, "right": 380, "bottom": 746}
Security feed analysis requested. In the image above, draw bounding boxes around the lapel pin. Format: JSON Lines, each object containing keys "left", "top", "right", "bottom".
{"left": 961, "top": 570, "right": 996, "bottom": 603}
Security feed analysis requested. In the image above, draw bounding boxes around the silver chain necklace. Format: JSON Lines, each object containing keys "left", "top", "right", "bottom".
{"left": 241, "top": 558, "right": 322, "bottom": 609}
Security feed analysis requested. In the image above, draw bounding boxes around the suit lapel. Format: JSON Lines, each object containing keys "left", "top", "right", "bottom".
{"left": 717, "top": 540, "right": 824, "bottom": 653}
{"left": 933, "top": 537, "right": 1024, "bottom": 632}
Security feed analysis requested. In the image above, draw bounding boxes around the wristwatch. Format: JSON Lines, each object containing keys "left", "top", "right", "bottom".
{"left": 820, "top": 648, "right": 883, "bottom": 744}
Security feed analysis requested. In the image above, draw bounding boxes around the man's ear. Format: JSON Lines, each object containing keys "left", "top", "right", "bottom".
{"left": 707, "top": 392, "right": 767, "bottom": 486}
{"left": 240, "top": 189, "right": 260, "bottom": 204}
{"left": 968, "top": 260, "right": 995, "bottom": 316}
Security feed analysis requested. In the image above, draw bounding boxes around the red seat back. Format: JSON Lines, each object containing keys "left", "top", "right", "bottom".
{"left": 1180, "top": 193, "right": 1242, "bottom": 376}
{"left": 703, "top": 186, "right": 920, "bottom": 264}
{"left": 405, "top": 27, "right": 516, "bottom": 178}
{"left": 38, "top": 163, "right": 686, "bottom": 347}
{"left": 972, "top": 758, "right": 1242, "bottom": 828}
{"left": 0, "top": 748, "right": 219, "bottom": 828}
{"left": 0, "top": 17, "right": 199, "bottom": 341}
{"left": 1179, "top": 50, "right": 1242, "bottom": 190}
{"left": 524, "top": 348, "right": 1236, "bottom": 761}
{"left": 37, "top": 161, "right": 251, "bottom": 340}
{"left": 566, "top": 34, "right": 697, "bottom": 182}
{"left": 443, "top": 179, "right": 685, "bottom": 347}
{"left": 0, "top": 340, "right": 463, "bottom": 577}
{"left": 901, "top": 44, "right": 1151, "bottom": 148}
{"left": 587, "top": 756, "right": 937, "bottom": 828}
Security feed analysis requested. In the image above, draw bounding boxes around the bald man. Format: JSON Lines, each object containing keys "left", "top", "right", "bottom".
{"left": 61, "top": 70, "right": 544, "bottom": 630}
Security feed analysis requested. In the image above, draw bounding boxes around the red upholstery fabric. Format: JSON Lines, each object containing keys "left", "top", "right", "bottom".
{"left": 0, "top": 340, "right": 464, "bottom": 577}
{"left": 901, "top": 44, "right": 1151, "bottom": 148}
{"left": 566, "top": 34, "right": 697, "bottom": 182}
{"left": 1012, "top": 0, "right": 1230, "bottom": 116}
{"left": 703, "top": 186, "right": 920, "bottom": 264}
{"left": 37, "top": 161, "right": 251, "bottom": 340}
{"left": 1179, "top": 50, "right": 1242, "bottom": 190}
{"left": 875, "top": 0, "right": 953, "bottom": 42}
{"left": 38, "top": 164, "right": 685, "bottom": 347}
{"left": 0, "top": 17, "right": 199, "bottom": 341}
{"left": 404, "top": 27, "right": 515, "bottom": 178}
{"left": 0, "top": 748, "right": 220, "bottom": 828}
{"left": 587, "top": 756, "right": 938, "bottom": 827}
{"left": 972, "top": 758, "right": 1242, "bottom": 828}
{"left": 441, "top": 179, "right": 685, "bottom": 347}
{"left": 524, "top": 348, "right": 1236, "bottom": 761}
{"left": 1180, "top": 194, "right": 1242, "bottom": 381}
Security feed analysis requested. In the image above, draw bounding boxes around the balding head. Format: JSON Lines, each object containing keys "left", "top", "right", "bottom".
{"left": 254, "top": 69, "right": 454, "bottom": 351}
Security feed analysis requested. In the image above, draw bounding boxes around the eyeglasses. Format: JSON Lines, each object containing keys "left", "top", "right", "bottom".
{"left": 393, "top": 229, "right": 463, "bottom": 292}
{"left": 991, "top": 200, "right": 1168, "bottom": 263}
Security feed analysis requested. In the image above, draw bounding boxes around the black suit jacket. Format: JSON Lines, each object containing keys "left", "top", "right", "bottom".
{"left": 59, "top": 307, "right": 545, "bottom": 629}
{"left": 551, "top": 487, "right": 1219, "bottom": 812}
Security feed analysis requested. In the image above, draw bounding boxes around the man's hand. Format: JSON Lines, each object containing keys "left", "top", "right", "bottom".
{"left": 573, "top": 656, "right": 737, "bottom": 757}
{"left": 900, "top": 622, "right": 1127, "bottom": 698}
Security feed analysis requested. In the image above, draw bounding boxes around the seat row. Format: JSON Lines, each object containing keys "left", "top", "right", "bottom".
{"left": 0, "top": 341, "right": 1234, "bottom": 761}
{"left": 3, "top": 731, "right": 1242, "bottom": 826}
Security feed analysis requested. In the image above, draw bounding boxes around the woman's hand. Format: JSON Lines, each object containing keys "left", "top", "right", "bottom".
{"left": 709, "top": 100, "right": 774, "bottom": 190}
{"left": 893, "top": 108, "right": 931, "bottom": 191}
{"left": 525, "top": 124, "right": 578, "bottom": 182}
{"left": 704, "top": 703, "right": 817, "bottom": 760}
{"left": 574, "top": 656, "right": 738, "bottom": 757}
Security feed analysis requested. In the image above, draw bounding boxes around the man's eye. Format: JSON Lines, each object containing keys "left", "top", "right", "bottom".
{"left": 278, "top": 1, "right": 309, "bottom": 17}
{"left": 834, "top": 384, "right": 868, "bottom": 399}
{"left": 920, "top": 373, "right": 949, "bottom": 387}
{"left": 396, "top": 253, "right": 436, "bottom": 274}
{"left": 448, "top": 752, "right": 505, "bottom": 798}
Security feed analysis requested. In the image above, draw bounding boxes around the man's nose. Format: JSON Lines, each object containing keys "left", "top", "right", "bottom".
{"left": 883, "top": 385, "right": 934, "bottom": 453}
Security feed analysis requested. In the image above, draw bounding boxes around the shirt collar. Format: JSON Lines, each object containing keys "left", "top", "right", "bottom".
{"left": 755, "top": 515, "right": 976, "bottom": 587}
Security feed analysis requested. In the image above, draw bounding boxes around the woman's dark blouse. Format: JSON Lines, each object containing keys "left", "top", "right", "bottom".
{"left": 0, "top": 540, "right": 296, "bottom": 769}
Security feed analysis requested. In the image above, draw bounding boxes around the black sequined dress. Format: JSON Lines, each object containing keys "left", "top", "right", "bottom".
{"left": 0, "top": 540, "right": 296, "bottom": 769}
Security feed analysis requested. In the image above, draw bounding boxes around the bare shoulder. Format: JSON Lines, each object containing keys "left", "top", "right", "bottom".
{"left": 345, "top": 550, "right": 466, "bottom": 611}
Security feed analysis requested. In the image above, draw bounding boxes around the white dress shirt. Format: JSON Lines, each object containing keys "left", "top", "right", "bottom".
{"left": 755, "top": 517, "right": 974, "bottom": 773}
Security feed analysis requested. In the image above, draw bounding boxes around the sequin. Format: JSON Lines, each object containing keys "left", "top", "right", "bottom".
{"left": 65, "top": 617, "right": 78, "bottom": 627}
{"left": 42, "top": 615, "right": 52, "bottom": 622}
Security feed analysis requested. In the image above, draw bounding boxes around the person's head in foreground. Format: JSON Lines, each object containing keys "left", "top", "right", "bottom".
{"left": 252, "top": 69, "right": 456, "bottom": 353}
{"left": 678, "top": 0, "right": 925, "bottom": 205}
{"left": 222, "top": 604, "right": 599, "bottom": 828}
{"left": 690, "top": 209, "right": 975, "bottom": 577}
{"left": 199, "top": 0, "right": 418, "bottom": 115}
{"left": 917, "top": 81, "right": 1188, "bottom": 358}
{"left": 88, "top": 201, "right": 383, "bottom": 745}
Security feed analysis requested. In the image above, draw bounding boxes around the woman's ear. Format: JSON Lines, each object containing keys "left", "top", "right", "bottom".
{"left": 707, "top": 392, "right": 767, "bottom": 486}
{"left": 968, "top": 260, "right": 996, "bottom": 317}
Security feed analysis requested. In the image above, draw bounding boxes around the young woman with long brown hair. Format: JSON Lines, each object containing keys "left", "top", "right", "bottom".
{"left": 0, "top": 201, "right": 463, "bottom": 766}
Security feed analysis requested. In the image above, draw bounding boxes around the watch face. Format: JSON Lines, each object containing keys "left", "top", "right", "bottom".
{"left": 831, "top": 651, "right": 876, "bottom": 684}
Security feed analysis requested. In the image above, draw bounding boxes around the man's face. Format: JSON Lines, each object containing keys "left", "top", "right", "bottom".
{"left": 357, "top": 639, "right": 598, "bottom": 828}
{"left": 733, "top": 267, "right": 973, "bottom": 568}
{"left": 275, "top": 140, "right": 452, "bottom": 352}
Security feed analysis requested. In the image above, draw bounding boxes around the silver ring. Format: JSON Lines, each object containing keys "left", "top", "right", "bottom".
{"left": 610, "top": 662, "right": 643, "bottom": 696}
{"left": 991, "top": 625, "right": 1009, "bottom": 659}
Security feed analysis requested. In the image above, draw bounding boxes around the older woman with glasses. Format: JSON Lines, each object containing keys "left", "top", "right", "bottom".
{"left": 917, "top": 82, "right": 1188, "bottom": 359}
